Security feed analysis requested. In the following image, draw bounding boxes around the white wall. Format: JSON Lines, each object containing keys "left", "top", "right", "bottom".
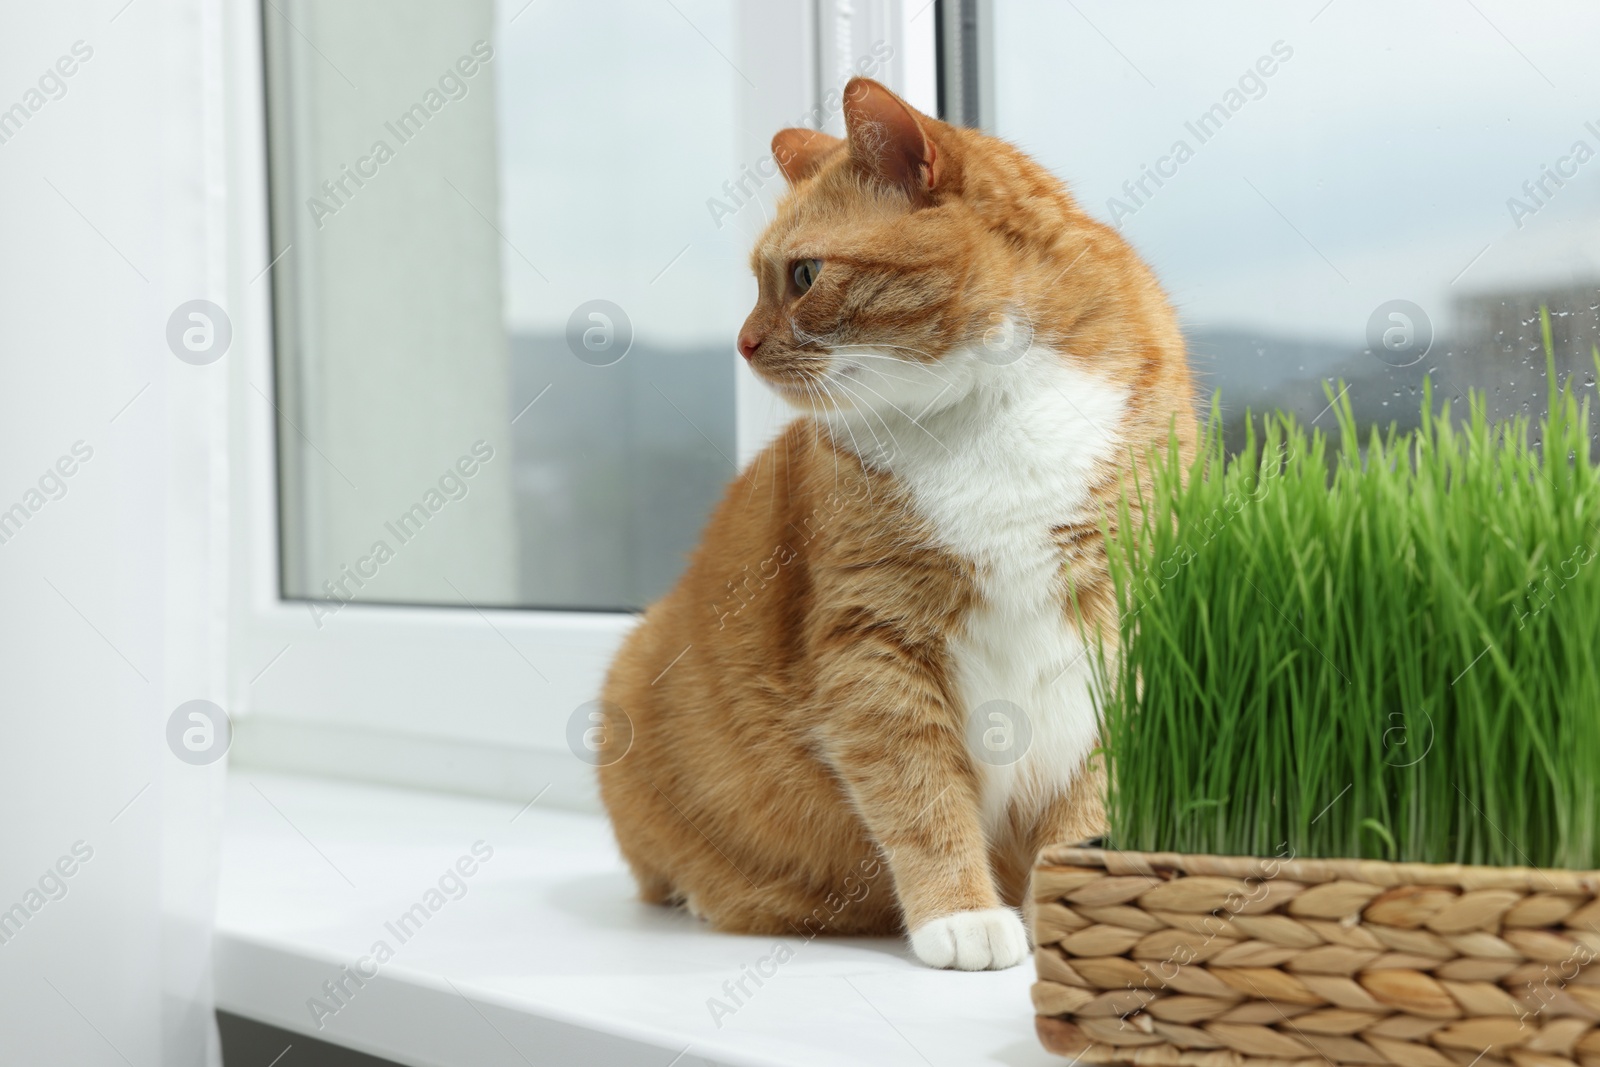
{"left": 0, "top": 1, "right": 224, "bottom": 1063}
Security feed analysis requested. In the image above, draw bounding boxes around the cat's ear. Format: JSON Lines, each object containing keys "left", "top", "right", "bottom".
{"left": 771, "top": 128, "right": 845, "bottom": 185}
{"left": 842, "top": 77, "right": 940, "bottom": 203}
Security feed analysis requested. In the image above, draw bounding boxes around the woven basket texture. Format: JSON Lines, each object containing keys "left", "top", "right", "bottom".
{"left": 1032, "top": 846, "right": 1600, "bottom": 1067}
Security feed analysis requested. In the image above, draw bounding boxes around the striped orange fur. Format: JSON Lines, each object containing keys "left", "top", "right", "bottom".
{"left": 597, "top": 78, "right": 1195, "bottom": 969}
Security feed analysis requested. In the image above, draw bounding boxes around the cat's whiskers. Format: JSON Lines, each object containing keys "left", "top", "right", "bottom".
{"left": 839, "top": 362, "right": 952, "bottom": 390}
{"left": 814, "top": 377, "right": 876, "bottom": 504}
{"left": 833, "top": 340, "right": 938, "bottom": 360}
{"left": 825, "top": 348, "right": 960, "bottom": 392}
{"left": 803, "top": 378, "right": 846, "bottom": 502}
{"left": 829, "top": 342, "right": 951, "bottom": 374}
{"left": 766, "top": 361, "right": 834, "bottom": 406}
{"left": 832, "top": 383, "right": 921, "bottom": 467}
{"left": 830, "top": 377, "right": 911, "bottom": 466}
{"left": 831, "top": 373, "right": 955, "bottom": 458}
{"left": 790, "top": 334, "right": 960, "bottom": 391}
{"left": 831, "top": 377, "right": 895, "bottom": 463}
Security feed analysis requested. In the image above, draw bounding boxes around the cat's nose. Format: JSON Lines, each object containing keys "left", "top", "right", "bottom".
{"left": 737, "top": 330, "right": 763, "bottom": 360}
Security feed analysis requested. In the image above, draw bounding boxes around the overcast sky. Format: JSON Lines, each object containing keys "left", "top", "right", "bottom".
{"left": 989, "top": 0, "right": 1600, "bottom": 343}
{"left": 493, "top": 0, "right": 748, "bottom": 347}
{"left": 491, "top": 0, "right": 1600, "bottom": 349}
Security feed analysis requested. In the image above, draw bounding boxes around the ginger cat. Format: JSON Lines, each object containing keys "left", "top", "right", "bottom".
{"left": 597, "top": 77, "right": 1194, "bottom": 970}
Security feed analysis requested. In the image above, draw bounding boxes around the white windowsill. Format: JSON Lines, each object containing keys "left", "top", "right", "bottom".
{"left": 216, "top": 770, "right": 1061, "bottom": 1067}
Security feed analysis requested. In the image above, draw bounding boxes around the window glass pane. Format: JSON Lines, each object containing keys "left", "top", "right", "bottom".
{"left": 992, "top": 1, "right": 1600, "bottom": 453}
{"left": 264, "top": 0, "right": 743, "bottom": 612}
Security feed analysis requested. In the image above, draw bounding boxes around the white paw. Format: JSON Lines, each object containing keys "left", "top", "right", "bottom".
{"left": 909, "top": 907, "right": 1028, "bottom": 970}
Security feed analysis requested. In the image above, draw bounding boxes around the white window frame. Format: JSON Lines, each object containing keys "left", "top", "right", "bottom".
{"left": 221, "top": 0, "right": 937, "bottom": 809}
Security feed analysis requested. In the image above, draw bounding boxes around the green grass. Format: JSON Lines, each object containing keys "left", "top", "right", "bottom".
{"left": 1096, "top": 312, "right": 1600, "bottom": 869}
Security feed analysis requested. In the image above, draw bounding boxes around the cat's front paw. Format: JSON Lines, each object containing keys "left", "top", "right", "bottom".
{"left": 908, "top": 907, "right": 1028, "bottom": 970}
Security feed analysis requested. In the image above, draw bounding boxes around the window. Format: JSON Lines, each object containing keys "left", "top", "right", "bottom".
{"left": 264, "top": 1, "right": 750, "bottom": 613}
{"left": 987, "top": 0, "right": 1600, "bottom": 451}
{"left": 230, "top": 0, "right": 934, "bottom": 798}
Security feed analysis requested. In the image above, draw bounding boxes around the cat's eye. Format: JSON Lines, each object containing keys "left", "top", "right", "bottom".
{"left": 792, "top": 259, "right": 822, "bottom": 294}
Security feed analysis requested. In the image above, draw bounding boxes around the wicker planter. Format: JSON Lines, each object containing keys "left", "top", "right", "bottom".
{"left": 1032, "top": 844, "right": 1600, "bottom": 1067}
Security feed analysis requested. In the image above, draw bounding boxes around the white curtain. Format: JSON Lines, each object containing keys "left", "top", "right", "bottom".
{"left": 0, "top": 1, "right": 227, "bottom": 1064}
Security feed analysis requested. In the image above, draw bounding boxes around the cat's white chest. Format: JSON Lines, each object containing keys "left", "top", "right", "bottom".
{"left": 840, "top": 350, "right": 1127, "bottom": 834}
